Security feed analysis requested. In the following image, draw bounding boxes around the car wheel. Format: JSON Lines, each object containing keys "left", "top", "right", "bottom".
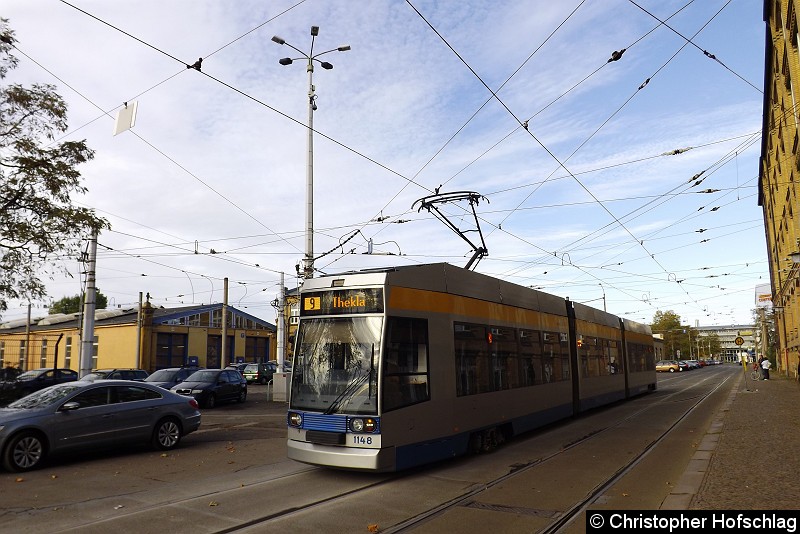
{"left": 669, "top": 368, "right": 675, "bottom": 372}
{"left": 204, "top": 394, "right": 216, "bottom": 409}
{"left": 238, "top": 389, "right": 247, "bottom": 403}
{"left": 259, "top": 376, "right": 267, "bottom": 385}
{"left": 3, "top": 431, "right": 46, "bottom": 472}
{"left": 152, "top": 418, "right": 182, "bottom": 450}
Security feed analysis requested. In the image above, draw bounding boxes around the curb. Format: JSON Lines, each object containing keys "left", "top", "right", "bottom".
{"left": 659, "top": 375, "right": 741, "bottom": 509}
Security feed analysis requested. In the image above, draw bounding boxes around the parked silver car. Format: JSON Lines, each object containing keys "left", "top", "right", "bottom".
{"left": 0, "top": 380, "right": 201, "bottom": 472}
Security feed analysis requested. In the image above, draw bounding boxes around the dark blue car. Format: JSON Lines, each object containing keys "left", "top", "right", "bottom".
{"left": 170, "top": 369, "right": 247, "bottom": 408}
{"left": 3, "top": 368, "right": 78, "bottom": 400}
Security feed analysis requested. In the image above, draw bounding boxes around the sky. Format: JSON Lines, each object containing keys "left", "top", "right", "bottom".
{"left": 1, "top": 0, "right": 769, "bottom": 328}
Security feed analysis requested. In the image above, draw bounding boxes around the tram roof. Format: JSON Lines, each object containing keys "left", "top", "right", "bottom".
{"left": 305, "top": 263, "right": 650, "bottom": 333}
{"left": 307, "top": 263, "right": 564, "bottom": 318}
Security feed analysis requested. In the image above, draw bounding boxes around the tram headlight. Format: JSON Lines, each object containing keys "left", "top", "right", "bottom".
{"left": 349, "top": 417, "right": 377, "bottom": 433}
{"left": 288, "top": 412, "right": 303, "bottom": 427}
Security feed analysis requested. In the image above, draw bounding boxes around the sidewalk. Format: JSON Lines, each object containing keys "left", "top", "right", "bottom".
{"left": 663, "top": 371, "right": 800, "bottom": 510}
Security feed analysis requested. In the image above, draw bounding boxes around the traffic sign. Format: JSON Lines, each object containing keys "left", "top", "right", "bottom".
{"left": 735, "top": 336, "right": 744, "bottom": 346}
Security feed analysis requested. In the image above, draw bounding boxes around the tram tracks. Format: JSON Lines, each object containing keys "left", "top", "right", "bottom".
{"left": 380, "top": 370, "right": 737, "bottom": 533}
{"left": 200, "top": 369, "right": 735, "bottom": 533}
{"left": 50, "top": 370, "right": 736, "bottom": 534}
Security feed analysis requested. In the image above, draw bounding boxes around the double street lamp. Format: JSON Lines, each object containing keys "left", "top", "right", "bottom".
{"left": 272, "top": 27, "right": 350, "bottom": 279}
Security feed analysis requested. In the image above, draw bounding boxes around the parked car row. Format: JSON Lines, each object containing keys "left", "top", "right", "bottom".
{"left": 656, "top": 358, "right": 722, "bottom": 372}
{"left": 0, "top": 360, "right": 288, "bottom": 404}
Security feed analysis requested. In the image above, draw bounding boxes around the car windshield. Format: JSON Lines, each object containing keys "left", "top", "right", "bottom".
{"left": 290, "top": 316, "right": 381, "bottom": 416}
{"left": 244, "top": 364, "right": 258, "bottom": 372}
{"left": 146, "top": 369, "right": 177, "bottom": 381}
{"left": 186, "top": 370, "right": 219, "bottom": 382}
{"left": 8, "top": 383, "right": 84, "bottom": 408}
{"left": 81, "top": 372, "right": 106, "bottom": 380}
{"left": 16, "top": 370, "right": 45, "bottom": 380}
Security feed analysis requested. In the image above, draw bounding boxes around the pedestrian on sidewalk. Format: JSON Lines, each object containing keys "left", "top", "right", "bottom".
{"left": 761, "top": 357, "right": 772, "bottom": 380}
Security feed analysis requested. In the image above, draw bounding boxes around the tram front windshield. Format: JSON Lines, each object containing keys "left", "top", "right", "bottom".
{"left": 290, "top": 316, "right": 381, "bottom": 416}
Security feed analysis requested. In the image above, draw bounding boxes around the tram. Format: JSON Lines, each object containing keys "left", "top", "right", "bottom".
{"left": 286, "top": 263, "right": 656, "bottom": 472}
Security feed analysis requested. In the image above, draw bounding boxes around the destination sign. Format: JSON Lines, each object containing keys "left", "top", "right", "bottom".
{"left": 300, "top": 288, "right": 384, "bottom": 316}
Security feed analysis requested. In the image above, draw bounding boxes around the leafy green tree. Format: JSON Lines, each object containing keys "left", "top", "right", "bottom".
{"left": 49, "top": 290, "right": 108, "bottom": 315}
{"left": 651, "top": 310, "right": 682, "bottom": 332}
{"left": 0, "top": 19, "right": 108, "bottom": 317}
{"left": 651, "top": 310, "right": 685, "bottom": 358}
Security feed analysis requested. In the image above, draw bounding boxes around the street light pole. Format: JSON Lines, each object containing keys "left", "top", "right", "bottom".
{"left": 272, "top": 27, "right": 350, "bottom": 279}
{"left": 598, "top": 283, "right": 606, "bottom": 312}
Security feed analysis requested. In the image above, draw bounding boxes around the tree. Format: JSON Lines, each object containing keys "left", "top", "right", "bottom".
{"left": 651, "top": 310, "right": 685, "bottom": 358}
{"left": 49, "top": 290, "right": 108, "bottom": 315}
{"left": 0, "top": 19, "right": 108, "bottom": 317}
{"left": 651, "top": 310, "right": 682, "bottom": 332}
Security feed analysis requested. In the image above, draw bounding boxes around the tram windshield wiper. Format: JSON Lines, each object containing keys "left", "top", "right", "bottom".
{"left": 323, "top": 370, "right": 370, "bottom": 415}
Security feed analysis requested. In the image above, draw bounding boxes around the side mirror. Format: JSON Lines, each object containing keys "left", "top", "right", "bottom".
{"left": 60, "top": 401, "right": 80, "bottom": 412}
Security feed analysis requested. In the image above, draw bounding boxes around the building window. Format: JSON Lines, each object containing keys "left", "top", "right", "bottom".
{"left": 19, "top": 340, "right": 26, "bottom": 370}
{"left": 0, "top": 341, "right": 4, "bottom": 368}
{"left": 92, "top": 336, "right": 99, "bottom": 369}
{"left": 40, "top": 338, "right": 48, "bottom": 367}
{"left": 65, "top": 337, "right": 72, "bottom": 368}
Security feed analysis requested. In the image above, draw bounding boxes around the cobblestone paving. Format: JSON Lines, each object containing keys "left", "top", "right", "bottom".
{"left": 691, "top": 373, "right": 800, "bottom": 510}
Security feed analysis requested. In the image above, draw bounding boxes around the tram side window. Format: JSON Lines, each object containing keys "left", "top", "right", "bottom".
{"left": 518, "top": 329, "right": 542, "bottom": 386}
{"left": 489, "top": 326, "right": 517, "bottom": 391}
{"left": 454, "top": 323, "right": 490, "bottom": 396}
{"left": 383, "top": 317, "right": 430, "bottom": 412}
{"left": 627, "top": 342, "right": 641, "bottom": 372}
{"left": 645, "top": 345, "right": 655, "bottom": 371}
{"left": 626, "top": 342, "right": 655, "bottom": 372}
{"left": 608, "top": 340, "right": 621, "bottom": 374}
{"left": 542, "top": 331, "right": 570, "bottom": 383}
{"left": 579, "top": 336, "right": 610, "bottom": 377}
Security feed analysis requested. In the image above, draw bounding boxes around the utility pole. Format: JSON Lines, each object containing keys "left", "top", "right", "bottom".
{"left": 272, "top": 27, "right": 350, "bottom": 279}
{"left": 79, "top": 231, "right": 98, "bottom": 377}
{"left": 277, "top": 272, "right": 286, "bottom": 372}
{"left": 136, "top": 292, "right": 143, "bottom": 369}
{"left": 221, "top": 277, "right": 228, "bottom": 368}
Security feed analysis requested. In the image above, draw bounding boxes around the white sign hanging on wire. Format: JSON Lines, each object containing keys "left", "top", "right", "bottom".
{"left": 113, "top": 101, "right": 138, "bottom": 136}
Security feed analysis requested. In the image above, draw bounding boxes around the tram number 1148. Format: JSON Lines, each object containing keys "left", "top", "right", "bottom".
{"left": 347, "top": 434, "right": 381, "bottom": 447}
